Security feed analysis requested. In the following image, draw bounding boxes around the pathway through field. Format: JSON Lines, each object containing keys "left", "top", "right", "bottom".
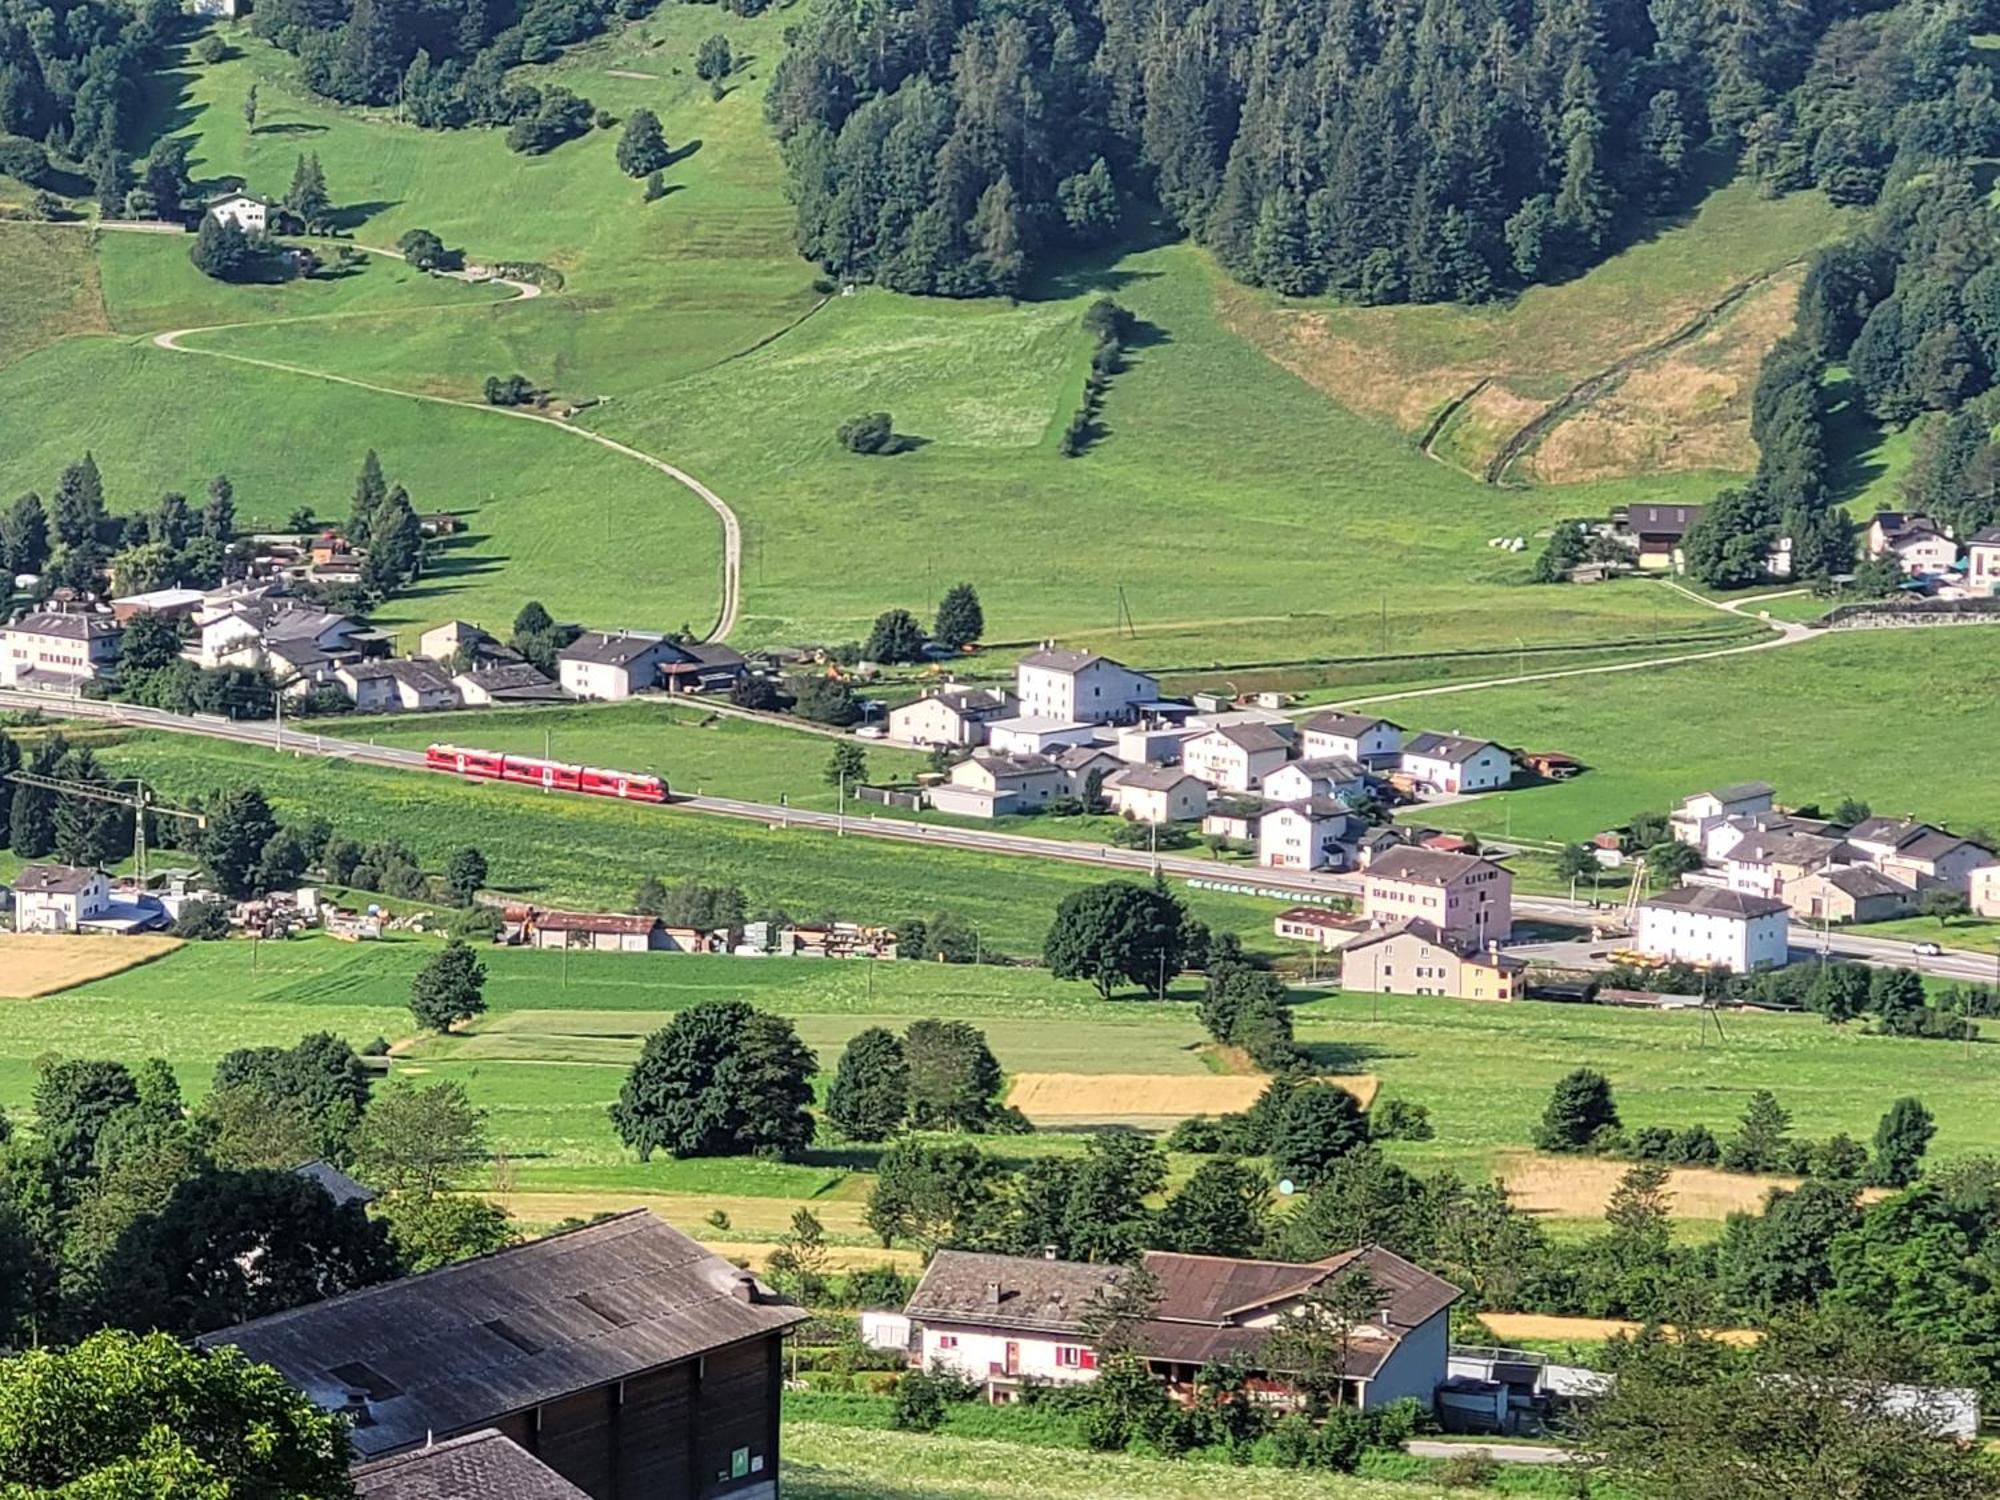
{"left": 123, "top": 230, "right": 746, "bottom": 642}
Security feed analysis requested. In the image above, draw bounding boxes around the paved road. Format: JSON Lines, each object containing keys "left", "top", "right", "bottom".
{"left": 12, "top": 691, "right": 1996, "bottom": 983}
{"left": 1406, "top": 1440, "right": 1574, "bottom": 1466}
{"left": 142, "top": 243, "right": 743, "bottom": 644}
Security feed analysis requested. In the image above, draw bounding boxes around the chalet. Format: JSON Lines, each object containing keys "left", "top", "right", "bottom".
{"left": 1102, "top": 765, "right": 1208, "bottom": 824}
{"left": 336, "top": 658, "right": 460, "bottom": 713}
{"left": 906, "top": 1246, "right": 1458, "bottom": 1411}
{"left": 199, "top": 1212, "right": 804, "bottom": 1500}
{"left": 11, "top": 864, "right": 112, "bottom": 933}
{"left": 1867, "top": 512, "right": 1960, "bottom": 576}
{"left": 1398, "top": 733, "right": 1511, "bottom": 795}
{"left": 1668, "top": 781, "right": 1776, "bottom": 850}
{"left": 1258, "top": 799, "right": 1359, "bottom": 871}
{"left": 1634, "top": 886, "right": 1790, "bottom": 971}
{"left": 1298, "top": 712, "right": 1402, "bottom": 767}
{"left": 1619, "top": 503, "right": 1703, "bottom": 571}
{"left": 1786, "top": 866, "right": 1911, "bottom": 925}
{"left": 1363, "top": 848, "right": 1512, "bottom": 947}
{"left": 354, "top": 1429, "right": 589, "bottom": 1500}
{"left": 557, "top": 631, "right": 681, "bottom": 701}
{"left": 1846, "top": 817, "right": 1998, "bottom": 893}
{"left": 1272, "top": 905, "right": 1369, "bottom": 950}
{"left": 0, "top": 608, "right": 122, "bottom": 691}
{"left": 208, "top": 191, "right": 270, "bottom": 233}
{"left": 888, "top": 687, "right": 1017, "bottom": 748}
{"left": 1968, "top": 526, "right": 2000, "bottom": 597}
{"left": 1182, "top": 722, "right": 1293, "bottom": 792}
{"left": 1262, "top": 756, "right": 1367, "bottom": 806}
{"left": 1014, "top": 647, "right": 1158, "bottom": 725}
{"left": 1340, "top": 919, "right": 1525, "bottom": 1001}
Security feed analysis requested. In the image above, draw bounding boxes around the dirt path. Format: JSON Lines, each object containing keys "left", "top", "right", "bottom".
{"left": 1304, "top": 580, "right": 1817, "bottom": 712}
{"left": 142, "top": 238, "right": 745, "bottom": 643}
{"left": 1482, "top": 260, "right": 1805, "bottom": 486}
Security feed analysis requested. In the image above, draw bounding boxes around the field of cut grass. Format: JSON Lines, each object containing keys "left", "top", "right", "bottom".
{"left": 1219, "top": 174, "right": 1854, "bottom": 483}
{"left": 342, "top": 701, "right": 929, "bottom": 808}
{"left": 1366, "top": 629, "right": 2000, "bottom": 846}
{"left": 91, "top": 731, "right": 1287, "bottom": 954}
{"left": 0, "top": 221, "right": 107, "bottom": 369}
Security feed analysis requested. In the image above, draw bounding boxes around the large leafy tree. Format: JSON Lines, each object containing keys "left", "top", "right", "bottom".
{"left": 825, "top": 1027, "right": 910, "bottom": 1141}
{"left": 1153, "top": 1157, "right": 1269, "bottom": 1257}
{"left": 610, "top": 1002, "right": 817, "bottom": 1160}
{"left": 865, "top": 1139, "right": 1002, "bottom": 1253}
{"left": 0, "top": 1331, "right": 352, "bottom": 1497}
{"left": 353, "top": 1079, "right": 487, "bottom": 1200}
{"left": 1270, "top": 1084, "right": 1368, "bottom": 1189}
{"left": 409, "top": 939, "right": 488, "bottom": 1034}
{"left": 208, "top": 1032, "right": 371, "bottom": 1165}
{"left": 1044, "top": 881, "right": 1192, "bottom": 999}
{"left": 901, "top": 1019, "right": 1003, "bottom": 1132}
{"left": 617, "top": 107, "right": 670, "bottom": 177}
{"left": 932, "top": 583, "right": 984, "bottom": 650}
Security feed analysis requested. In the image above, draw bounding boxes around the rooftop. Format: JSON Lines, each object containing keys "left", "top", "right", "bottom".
{"left": 1018, "top": 646, "right": 1120, "bottom": 674}
{"left": 6, "top": 610, "right": 121, "bottom": 641}
{"left": 1366, "top": 846, "right": 1499, "bottom": 886}
{"left": 294, "top": 1158, "right": 378, "bottom": 1209}
{"left": 13, "top": 863, "right": 103, "bottom": 895}
{"left": 1690, "top": 781, "right": 1774, "bottom": 807}
{"left": 1106, "top": 764, "right": 1201, "bottom": 792}
{"left": 1302, "top": 711, "right": 1400, "bottom": 738}
{"left": 1402, "top": 731, "right": 1498, "bottom": 764}
{"left": 1195, "top": 722, "right": 1292, "bottom": 754}
{"left": 558, "top": 630, "right": 670, "bottom": 667}
{"left": 196, "top": 1211, "right": 805, "bottom": 1458}
{"left": 1641, "top": 885, "right": 1789, "bottom": 920}
{"left": 352, "top": 1429, "right": 589, "bottom": 1500}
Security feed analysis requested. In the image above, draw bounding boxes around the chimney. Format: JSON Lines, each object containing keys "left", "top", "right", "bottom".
{"left": 731, "top": 1271, "right": 759, "bottom": 1304}
{"left": 341, "top": 1390, "right": 375, "bottom": 1428}
{"left": 984, "top": 1279, "right": 1003, "bottom": 1306}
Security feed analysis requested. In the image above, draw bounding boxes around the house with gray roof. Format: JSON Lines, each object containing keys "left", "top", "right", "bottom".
{"left": 1014, "top": 646, "right": 1158, "bottom": 725}
{"left": 1846, "top": 817, "right": 1997, "bottom": 894}
{"left": 1102, "top": 764, "right": 1208, "bottom": 824}
{"left": 0, "top": 608, "right": 123, "bottom": 691}
{"left": 905, "top": 1245, "right": 1458, "bottom": 1410}
{"left": 198, "top": 1211, "right": 805, "bottom": 1500}
{"left": 1183, "top": 720, "right": 1295, "bottom": 792}
{"left": 353, "top": 1429, "right": 589, "bottom": 1500}
{"left": 1399, "top": 732, "right": 1511, "bottom": 795}
{"left": 336, "top": 657, "right": 461, "bottom": 713}
{"left": 1299, "top": 712, "right": 1402, "bottom": 767}
{"left": 556, "top": 630, "right": 680, "bottom": 701}
{"left": 1636, "top": 884, "right": 1790, "bottom": 972}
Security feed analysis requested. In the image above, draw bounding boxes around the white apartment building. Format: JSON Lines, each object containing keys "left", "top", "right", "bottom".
{"left": 0, "top": 610, "right": 123, "bottom": 690}
{"left": 1014, "top": 648, "right": 1158, "bottom": 725}
{"left": 1634, "top": 885, "right": 1790, "bottom": 972}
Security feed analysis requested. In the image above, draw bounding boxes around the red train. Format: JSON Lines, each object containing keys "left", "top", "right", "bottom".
{"left": 425, "top": 743, "right": 668, "bottom": 803}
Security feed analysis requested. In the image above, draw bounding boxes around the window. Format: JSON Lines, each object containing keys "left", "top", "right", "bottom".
{"left": 1056, "top": 1346, "right": 1086, "bottom": 1368}
{"left": 936, "top": 1335, "right": 959, "bottom": 1350}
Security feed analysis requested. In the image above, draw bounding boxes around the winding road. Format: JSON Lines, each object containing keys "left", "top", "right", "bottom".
{"left": 143, "top": 239, "right": 745, "bottom": 643}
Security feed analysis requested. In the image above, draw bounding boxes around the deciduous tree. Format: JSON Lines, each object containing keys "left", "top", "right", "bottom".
{"left": 610, "top": 1002, "right": 817, "bottom": 1159}
{"left": 409, "top": 939, "right": 488, "bottom": 1034}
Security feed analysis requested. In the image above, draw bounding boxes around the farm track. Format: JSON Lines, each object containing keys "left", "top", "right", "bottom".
{"left": 52, "top": 221, "right": 745, "bottom": 643}
{"left": 1481, "top": 258, "right": 1805, "bottom": 486}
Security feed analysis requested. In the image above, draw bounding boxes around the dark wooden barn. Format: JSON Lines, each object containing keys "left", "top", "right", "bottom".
{"left": 198, "top": 1211, "right": 804, "bottom": 1500}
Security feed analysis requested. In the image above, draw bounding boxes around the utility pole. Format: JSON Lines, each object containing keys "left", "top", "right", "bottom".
{"left": 1, "top": 771, "right": 204, "bottom": 885}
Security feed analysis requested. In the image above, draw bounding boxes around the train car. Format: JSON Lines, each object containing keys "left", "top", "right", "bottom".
{"left": 427, "top": 744, "right": 506, "bottom": 779}
{"left": 426, "top": 744, "right": 666, "bottom": 802}
{"left": 578, "top": 766, "right": 668, "bottom": 803}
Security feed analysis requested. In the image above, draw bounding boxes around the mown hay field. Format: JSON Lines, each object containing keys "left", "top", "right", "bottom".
{"left": 0, "top": 934, "right": 182, "bottom": 999}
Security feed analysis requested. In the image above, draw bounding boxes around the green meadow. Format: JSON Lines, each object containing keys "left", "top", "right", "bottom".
{"left": 1377, "top": 629, "right": 2000, "bottom": 846}
{"left": 8, "top": 936, "right": 1996, "bottom": 1236}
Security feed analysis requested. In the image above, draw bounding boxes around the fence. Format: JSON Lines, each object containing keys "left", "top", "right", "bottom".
{"left": 1815, "top": 597, "right": 2000, "bottom": 631}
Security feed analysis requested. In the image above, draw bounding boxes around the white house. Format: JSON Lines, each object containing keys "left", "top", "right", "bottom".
{"left": 194, "top": 600, "right": 362, "bottom": 670}
{"left": 0, "top": 610, "right": 123, "bottom": 691}
{"left": 334, "top": 658, "right": 460, "bottom": 713}
{"left": 1262, "top": 756, "right": 1367, "bottom": 806}
{"left": 1014, "top": 648, "right": 1158, "bottom": 725}
{"left": 556, "top": 630, "right": 682, "bottom": 701}
{"left": 207, "top": 192, "right": 270, "bottom": 233}
{"left": 1669, "top": 781, "right": 1776, "bottom": 849}
{"left": 1299, "top": 712, "right": 1401, "bottom": 767}
{"left": 905, "top": 1246, "right": 1458, "bottom": 1411}
{"left": 1866, "top": 512, "right": 1960, "bottom": 576}
{"left": 1258, "top": 799, "right": 1357, "bottom": 871}
{"left": 1634, "top": 885, "right": 1790, "bottom": 972}
{"left": 929, "top": 752, "right": 1066, "bottom": 819}
{"left": 1973, "top": 864, "right": 2000, "bottom": 919}
{"left": 1968, "top": 526, "right": 2000, "bottom": 597}
{"left": 1102, "top": 766, "right": 1208, "bottom": 824}
{"left": 987, "top": 716, "right": 1099, "bottom": 756}
{"left": 888, "top": 688, "right": 1016, "bottom": 748}
{"left": 1182, "top": 722, "right": 1293, "bottom": 792}
{"left": 1398, "top": 733, "right": 1511, "bottom": 795}
{"left": 11, "top": 864, "right": 112, "bottom": 933}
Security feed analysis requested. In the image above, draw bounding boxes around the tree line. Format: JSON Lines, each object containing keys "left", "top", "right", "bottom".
{"left": 0, "top": 0, "right": 171, "bottom": 174}
{"left": 765, "top": 0, "right": 1859, "bottom": 303}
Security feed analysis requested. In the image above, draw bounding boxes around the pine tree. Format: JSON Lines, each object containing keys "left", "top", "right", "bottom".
{"left": 349, "top": 450, "right": 388, "bottom": 544}
{"left": 203, "top": 475, "right": 235, "bottom": 542}
{"left": 285, "top": 152, "right": 332, "bottom": 232}
{"left": 51, "top": 454, "right": 106, "bottom": 548}
{"left": 932, "top": 583, "right": 984, "bottom": 650}
{"left": 93, "top": 149, "right": 124, "bottom": 216}
{"left": 970, "top": 174, "right": 1024, "bottom": 296}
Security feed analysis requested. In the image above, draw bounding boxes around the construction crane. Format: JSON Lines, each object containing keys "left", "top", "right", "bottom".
{"left": 2, "top": 772, "right": 206, "bottom": 884}
{"left": 1619, "top": 853, "right": 1650, "bottom": 929}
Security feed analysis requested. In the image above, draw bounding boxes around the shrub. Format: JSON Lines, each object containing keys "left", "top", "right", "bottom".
{"left": 169, "top": 899, "right": 231, "bottom": 940}
{"left": 1437, "top": 1449, "right": 1501, "bottom": 1487}
{"left": 838, "top": 412, "right": 896, "bottom": 454}
{"left": 1370, "top": 1098, "right": 1434, "bottom": 1141}
{"left": 892, "top": 1366, "right": 975, "bottom": 1433}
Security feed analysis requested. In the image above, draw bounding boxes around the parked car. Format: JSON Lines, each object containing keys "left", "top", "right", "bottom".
{"left": 854, "top": 724, "right": 886, "bottom": 740}
{"left": 1914, "top": 942, "right": 1943, "bottom": 957}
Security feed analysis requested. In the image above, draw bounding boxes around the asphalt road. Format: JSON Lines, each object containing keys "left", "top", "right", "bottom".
{"left": 9, "top": 689, "right": 1996, "bottom": 982}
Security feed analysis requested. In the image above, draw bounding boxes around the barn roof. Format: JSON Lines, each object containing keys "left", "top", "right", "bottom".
{"left": 197, "top": 1211, "right": 804, "bottom": 1457}
{"left": 353, "top": 1429, "right": 589, "bottom": 1499}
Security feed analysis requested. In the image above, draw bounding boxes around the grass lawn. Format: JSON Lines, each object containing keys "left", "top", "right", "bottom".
{"left": 1370, "top": 630, "right": 2000, "bottom": 845}
{"left": 0, "top": 221, "right": 108, "bottom": 370}
{"left": 91, "top": 731, "right": 1288, "bottom": 955}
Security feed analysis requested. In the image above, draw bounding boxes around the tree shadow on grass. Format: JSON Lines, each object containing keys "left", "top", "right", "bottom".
{"left": 1297, "top": 1039, "right": 1397, "bottom": 1073}
{"left": 665, "top": 138, "right": 703, "bottom": 167}
{"left": 1823, "top": 370, "right": 1891, "bottom": 506}
{"left": 254, "top": 121, "right": 331, "bottom": 137}
{"left": 326, "top": 199, "right": 402, "bottom": 233}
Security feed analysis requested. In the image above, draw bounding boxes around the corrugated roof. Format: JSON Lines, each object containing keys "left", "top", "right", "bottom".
{"left": 1302, "top": 712, "right": 1400, "bottom": 739}
{"left": 353, "top": 1429, "right": 589, "bottom": 1500}
{"left": 197, "top": 1211, "right": 804, "bottom": 1458}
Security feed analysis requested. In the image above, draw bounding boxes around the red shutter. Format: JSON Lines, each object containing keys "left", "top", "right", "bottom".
{"left": 1080, "top": 1349, "right": 1097, "bottom": 1371}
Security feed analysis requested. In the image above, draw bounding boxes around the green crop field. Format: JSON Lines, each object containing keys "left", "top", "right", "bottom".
{"left": 92, "top": 731, "right": 1288, "bottom": 954}
{"left": 1373, "top": 630, "right": 2000, "bottom": 846}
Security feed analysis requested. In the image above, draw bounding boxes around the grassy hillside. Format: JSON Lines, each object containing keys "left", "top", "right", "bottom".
{"left": 0, "top": 222, "right": 107, "bottom": 371}
{"left": 1220, "top": 177, "right": 1855, "bottom": 485}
